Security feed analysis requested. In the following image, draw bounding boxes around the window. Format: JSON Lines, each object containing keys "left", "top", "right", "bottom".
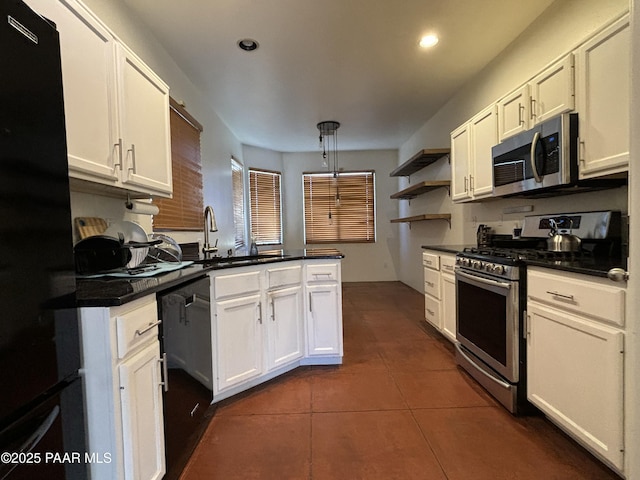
{"left": 231, "top": 158, "right": 246, "bottom": 249}
{"left": 249, "top": 168, "right": 282, "bottom": 245}
{"left": 303, "top": 171, "right": 375, "bottom": 244}
{"left": 153, "top": 98, "right": 203, "bottom": 230}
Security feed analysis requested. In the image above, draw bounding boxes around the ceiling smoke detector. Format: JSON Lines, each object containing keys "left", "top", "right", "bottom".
{"left": 238, "top": 39, "right": 259, "bottom": 51}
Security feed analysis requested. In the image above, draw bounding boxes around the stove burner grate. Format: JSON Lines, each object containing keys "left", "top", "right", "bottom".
{"left": 461, "top": 246, "right": 592, "bottom": 262}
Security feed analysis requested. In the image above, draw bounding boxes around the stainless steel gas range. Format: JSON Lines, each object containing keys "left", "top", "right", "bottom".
{"left": 454, "top": 210, "right": 623, "bottom": 415}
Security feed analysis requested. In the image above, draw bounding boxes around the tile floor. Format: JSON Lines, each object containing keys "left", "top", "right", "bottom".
{"left": 180, "top": 281, "right": 620, "bottom": 480}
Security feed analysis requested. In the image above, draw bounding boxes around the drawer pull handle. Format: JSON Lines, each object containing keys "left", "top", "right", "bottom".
{"left": 313, "top": 273, "right": 333, "bottom": 279}
{"left": 426, "top": 281, "right": 435, "bottom": 287}
{"left": 546, "top": 290, "right": 574, "bottom": 301}
{"left": 135, "top": 319, "right": 162, "bottom": 336}
{"left": 426, "top": 309, "right": 435, "bottom": 315}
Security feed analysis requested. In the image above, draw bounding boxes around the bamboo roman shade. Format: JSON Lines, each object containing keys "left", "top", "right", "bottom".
{"left": 249, "top": 168, "right": 282, "bottom": 245}
{"left": 153, "top": 100, "right": 203, "bottom": 230}
{"left": 303, "top": 171, "right": 375, "bottom": 244}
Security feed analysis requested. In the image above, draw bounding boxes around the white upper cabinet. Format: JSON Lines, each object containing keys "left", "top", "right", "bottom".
{"left": 575, "top": 15, "right": 630, "bottom": 179}
{"left": 24, "top": 0, "right": 118, "bottom": 182}
{"left": 530, "top": 54, "right": 575, "bottom": 124}
{"left": 451, "top": 104, "right": 497, "bottom": 203}
{"left": 498, "top": 54, "right": 574, "bottom": 142}
{"left": 25, "top": 0, "right": 172, "bottom": 198}
{"left": 497, "top": 84, "right": 530, "bottom": 141}
{"left": 450, "top": 123, "right": 471, "bottom": 202}
{"left": 469, "top": 105, "right": 497, "bottom": 199}
{"left": 115, "top": 43, "right": 172, "bottom": 196}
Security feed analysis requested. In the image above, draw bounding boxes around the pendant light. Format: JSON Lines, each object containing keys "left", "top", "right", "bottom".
{"left": 317, "top": 121, "right": 341, "bottom": 222}
{"left": 317, "top": 121, "right": 340, "bottom": 177}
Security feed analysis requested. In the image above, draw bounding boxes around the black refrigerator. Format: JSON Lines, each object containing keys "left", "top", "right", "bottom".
{"left": 0, "top": 1, "right": 86, "bottom": 479}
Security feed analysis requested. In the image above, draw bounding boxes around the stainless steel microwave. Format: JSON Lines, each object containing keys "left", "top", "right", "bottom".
{"left": 492, "top": 113, "right": 578, "bottom": 197}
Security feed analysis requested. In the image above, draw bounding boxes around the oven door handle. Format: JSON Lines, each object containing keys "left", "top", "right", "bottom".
{"left": 456, "top": 269, "right": 512, "bottom": 290}
{"left": 455, "top": 343, "right": 512, "bottom": 390}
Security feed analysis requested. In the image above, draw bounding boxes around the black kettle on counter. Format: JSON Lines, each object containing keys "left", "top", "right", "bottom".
{"left": 477, "top": 224, "right": 492, "bottom": 247}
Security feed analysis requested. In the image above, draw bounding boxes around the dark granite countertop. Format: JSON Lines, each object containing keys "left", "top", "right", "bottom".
{"left": 422, "top": 244, "right": 622, "bottom": 278}
{"left": 76, "top": 248, "right": 344, "bottom": 307}
{"left": 523, "top": 256, "right": 625, "bottom": 278}
{"left": 422, "top": 244, "right": 473, "bottom": 254}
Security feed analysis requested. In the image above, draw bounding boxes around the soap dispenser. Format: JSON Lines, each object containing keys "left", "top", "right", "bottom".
{"left": 249, "top": 235, "right": 258, "bottom": 256}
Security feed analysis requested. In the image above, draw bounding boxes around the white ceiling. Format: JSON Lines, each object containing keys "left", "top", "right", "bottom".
{"left": 120, "top": 0, "right": 555, "bottom": 152}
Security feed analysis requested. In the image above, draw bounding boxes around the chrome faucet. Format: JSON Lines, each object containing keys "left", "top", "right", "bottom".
{"left": 203, "top": 205, "right": 218, "bottom": 257}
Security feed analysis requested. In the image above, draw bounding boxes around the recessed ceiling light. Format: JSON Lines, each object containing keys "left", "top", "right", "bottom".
{"left": 238, "top": 39, "right": 259, "bottom": 51}
{"left": 419, "top": 34, "right": 439, "bottom": 48}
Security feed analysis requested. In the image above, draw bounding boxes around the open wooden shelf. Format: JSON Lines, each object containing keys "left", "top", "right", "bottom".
{"left": 390, "top": 180, "right": 451, "bottom": 199}
{"left": 390, "top": 148, "right": 451, "bottom": 177}
{"left": 390, "top": 213, "right": 451, "bottom": 227}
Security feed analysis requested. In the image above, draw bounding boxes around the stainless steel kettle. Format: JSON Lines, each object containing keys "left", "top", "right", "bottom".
{"left": 547, "top": 217, "right": 582, "bottom": 252}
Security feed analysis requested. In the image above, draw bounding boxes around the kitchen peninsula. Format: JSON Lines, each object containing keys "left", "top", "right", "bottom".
{"left": 76, "top": 249, "right": 343, "bottom": 480}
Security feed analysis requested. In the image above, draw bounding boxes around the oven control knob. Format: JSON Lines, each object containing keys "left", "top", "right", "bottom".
{"left": 493, "top": 265, "right": 505, "bottom": 275}
{"left": 463, "top": 258, "right": 471, "bottom": 267}
{"left": 485, "top": 263, "right": 493, "bottom": 272}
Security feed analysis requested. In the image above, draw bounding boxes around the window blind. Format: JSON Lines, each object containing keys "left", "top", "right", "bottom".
{"left": 153, "top": 100, "right": 203, "bottom": 230}
{"left": 232, "top": 158, "right": 246, "bottom": 249}
{"left": 303, "top": 171, "right": 375, "bottom": 244}
{"left": 249, "top": 168, "right": 282, "bottom": 245}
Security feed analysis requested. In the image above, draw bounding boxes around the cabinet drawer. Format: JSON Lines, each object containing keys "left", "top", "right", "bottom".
{"left": 424, "top": 268, "right": 441, "bottom": 298}
{"left": 306, "top": 263, "right": 339, "bottom": 282}
{"left": 425, "top": 295, "right": 441, "bottom": 329}
{"left": 422, "top": 252, "right": 440, "bottom": 270}
{"left": 440, "top": 254, "right": 456, "bottom": 275}
{"left": 267, "top": 265, "right": 302, "bottom": 289}
{"left": 213, "top": 270, "right": 261, "bottom": 299}
{"left": 115, "top": 299, "right": 160, "bottom": 359}
{"left": 527, "top": 268, "right": 625, "bottom": 327}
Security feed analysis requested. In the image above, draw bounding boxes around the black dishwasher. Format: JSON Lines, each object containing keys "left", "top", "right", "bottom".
{"left": 157, "top": 276, "right": 214, "bottom": 479}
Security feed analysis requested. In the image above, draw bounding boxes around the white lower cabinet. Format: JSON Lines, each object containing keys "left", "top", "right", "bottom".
{"left": 214, "top": 293, "right": 264, "bottom": 392}
{"left": 210, "top": 259, "right": 342, "bottom": 400}
{"left": 441, "top": 271, "right": 456, "bottom": 342}
{"left": 119, "top": 342, "right": 165, "bottom": 480}
{"left": 267, "top": 285, "right": 304, "bottom": 370}
{"left": 422, "top": 250, "right": 456, "bottom": 342}
{"left": 80, "top": 295, "right": 165, "bottom": 480}
{"left": 306, "top": 283, "right": 342, "bottom": 357}
{"left": 303, "top": 261, "right": 343, "bottom": 361}
{"left": 527, "top": 267, "right": 625, "bottom": 473}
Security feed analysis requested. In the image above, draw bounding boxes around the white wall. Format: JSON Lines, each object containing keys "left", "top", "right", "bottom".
{"left": 396, "top": 0, "right": 630, "bottom": 292}
{"left": 282, "top": 150, "right": 399, "bottom": 282}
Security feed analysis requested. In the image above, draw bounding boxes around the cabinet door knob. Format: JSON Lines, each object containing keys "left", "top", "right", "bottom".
{"left": 607, "top": 268, "right": 629, "bottom": 282}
